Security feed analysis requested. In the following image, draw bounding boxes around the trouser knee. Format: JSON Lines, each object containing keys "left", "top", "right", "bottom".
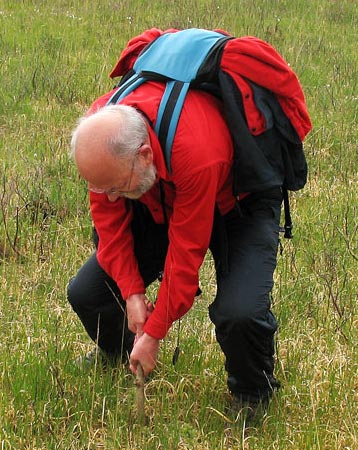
{"left": 210, "top": 297, "right": 278, "bottom": 352}
{"left": 67, "top": 253, "right": 122, "bottom": 314}
{"left": 67, "top": 276, "right": 87, "bottom": 311}
{"left": 210, "top": 299, "right": 262, "bottom": 330}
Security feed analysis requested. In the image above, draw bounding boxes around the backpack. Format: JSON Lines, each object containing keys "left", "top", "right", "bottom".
{"left": 107, "top": 28, "right": 311, "bottom": 238}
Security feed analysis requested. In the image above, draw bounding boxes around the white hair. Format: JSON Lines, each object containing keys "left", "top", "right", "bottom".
{"left": 70, "top": 104, "right": 148, "bottom": 159}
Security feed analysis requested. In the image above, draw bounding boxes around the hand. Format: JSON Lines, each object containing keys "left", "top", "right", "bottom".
{"left": 129, "top": 332, "right": 160, "bottom": 376}
{"left": 126, "top": 293, "right": 154, "bottom": 337}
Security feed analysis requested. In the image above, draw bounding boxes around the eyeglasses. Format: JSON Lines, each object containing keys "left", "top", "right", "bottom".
{"left": 88, "top": 146, "right": 140, "bottom": 197}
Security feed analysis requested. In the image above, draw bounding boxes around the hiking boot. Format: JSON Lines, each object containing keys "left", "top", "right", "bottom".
{"left": 75, "top": 347, "right": 106, "bottom": 368}
{"left": 230, "top": 394, "right": 269, "bottom": 423}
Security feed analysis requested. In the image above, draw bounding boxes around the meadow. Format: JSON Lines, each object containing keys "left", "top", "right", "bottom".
{"left": 0, "top": 0, "right": 357, "bottom": 448}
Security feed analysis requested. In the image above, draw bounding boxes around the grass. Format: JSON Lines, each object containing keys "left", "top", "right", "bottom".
{"left": 1, "top": 0, "right": 357, "bottom": 448}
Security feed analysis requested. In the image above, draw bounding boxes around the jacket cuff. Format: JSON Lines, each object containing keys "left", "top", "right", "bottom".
{"left": 120, "top": 281, "right": 145, "bottom": 300}
{"left": 143, "top": 313, "right": 172, "bottom": 340}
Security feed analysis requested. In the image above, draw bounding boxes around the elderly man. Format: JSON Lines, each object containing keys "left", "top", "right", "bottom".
{"left": 68, "top": 72, "right": 284, "bottom": 411}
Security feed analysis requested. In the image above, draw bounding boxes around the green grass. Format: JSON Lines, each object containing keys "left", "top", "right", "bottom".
{"left": 1, "top": 0, "right": 357, "bottom": 448}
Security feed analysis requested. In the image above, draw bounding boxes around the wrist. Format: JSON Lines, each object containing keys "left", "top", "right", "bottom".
{"left": 126, "top": 292, "right": 145, "bottom": 302}
{"left": 143, "top": 332, "right": 160, "bottom": 343}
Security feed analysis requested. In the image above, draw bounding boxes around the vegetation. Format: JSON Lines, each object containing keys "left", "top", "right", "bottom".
{"left": 0, "top": 0, "right": 357, "bottom": 448}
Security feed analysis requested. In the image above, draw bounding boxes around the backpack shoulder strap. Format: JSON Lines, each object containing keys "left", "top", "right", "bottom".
{"left": 154, "top": 80, "right": 190, "bottom": 172}
{"left": 107, "top": 72, "right": 147, "bottom": 105}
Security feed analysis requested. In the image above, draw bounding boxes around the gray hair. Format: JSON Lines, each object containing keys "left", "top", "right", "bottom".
{"left": 70, "top": 104, "right": 148, "bottom": 159}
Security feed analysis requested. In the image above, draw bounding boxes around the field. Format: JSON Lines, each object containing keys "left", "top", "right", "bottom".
{"left": 0, "top": 0, "right": 357, "bottom": 449}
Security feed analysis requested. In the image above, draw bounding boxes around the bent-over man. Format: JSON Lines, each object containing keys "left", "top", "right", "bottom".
{"left": 68, "top": 80, "right": 282, "bottom": 410}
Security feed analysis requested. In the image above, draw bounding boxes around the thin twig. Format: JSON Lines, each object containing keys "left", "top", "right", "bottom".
{"left": 135, "top": 363, "right": 146, "bottom": 425}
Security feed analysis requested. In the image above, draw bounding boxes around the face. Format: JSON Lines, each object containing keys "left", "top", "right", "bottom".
{"left": 73, "top": 113, "right": 156, "bottom": 202}
{"left": 87, "top": 149, "right": 157, "bottom": 202}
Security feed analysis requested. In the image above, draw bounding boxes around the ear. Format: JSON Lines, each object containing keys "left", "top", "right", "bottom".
{"left": 137, "top": 144, "right": 153, "bottom": 167}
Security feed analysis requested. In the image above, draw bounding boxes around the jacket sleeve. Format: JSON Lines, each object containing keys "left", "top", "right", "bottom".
{"left": 143, "top": 162, "right": 230, "bottom": 339}
{"left": 89, "top": 192, "right": 145, "bottom": 299}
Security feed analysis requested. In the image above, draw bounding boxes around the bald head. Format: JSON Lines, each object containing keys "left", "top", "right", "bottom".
{"left": 70, "top": 104, "right": 156, "bottom": 201}
{"left": 70, "top": 104, "right": 149, "bottom": 184}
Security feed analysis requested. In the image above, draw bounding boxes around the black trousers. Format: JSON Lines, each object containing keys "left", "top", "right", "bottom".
{"left": 67, "top": 189, "right": 282, "bottom": 400}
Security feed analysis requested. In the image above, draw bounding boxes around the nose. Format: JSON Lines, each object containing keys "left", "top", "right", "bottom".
{"left": 106, "top": 193, "right": 120, "bottom": 202}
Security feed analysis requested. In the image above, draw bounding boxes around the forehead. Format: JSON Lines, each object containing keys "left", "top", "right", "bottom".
{"left": 76, "top": 146, "right": 132, "bottom": 188}
{"left": 74, "top": 111, "right": 140, "bottom": 188}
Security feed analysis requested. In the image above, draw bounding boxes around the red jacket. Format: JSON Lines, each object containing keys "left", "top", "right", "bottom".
{"left": 89, "top": 82, "right": 236, "bottom": 339}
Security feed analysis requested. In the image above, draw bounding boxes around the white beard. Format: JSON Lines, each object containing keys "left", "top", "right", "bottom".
{"left": 123, "top": 163, "right": 157, "bottom": 199}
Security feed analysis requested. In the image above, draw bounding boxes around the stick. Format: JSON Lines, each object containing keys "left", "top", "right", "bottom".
{"left": 135, "top": 363, "right": 146, "bottom": 425}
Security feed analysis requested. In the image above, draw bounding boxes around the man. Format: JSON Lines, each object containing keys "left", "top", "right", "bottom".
{"left": 68, "top": 75, "right": 283, "bottom": 409}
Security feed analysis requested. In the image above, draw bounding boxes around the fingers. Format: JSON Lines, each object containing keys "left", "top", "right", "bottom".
{"left": 146, "top": 300, "right": 154, "bottom": 312}
{"left": 129, "top": 356, "right": 153, "bottom": 376}
{"left": 130, "top": 359, "right": 155, "bottom": 377}
{"left": 126, "top": 294, "right": 152, "bottom": 334}
{"left": 128, "top": 299, "right": 154, "bottom": 333}
{"left": 129, "top": 333, "right": 160, "bottom": 377}
{"left": 136, "top": 325, "right": 144, "bottom": 338}
{"left": 129, "top": 361, "right": 137, "bottom": 374}
{"left": 145, "top": 300, "right": 154, "bottom": 320}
